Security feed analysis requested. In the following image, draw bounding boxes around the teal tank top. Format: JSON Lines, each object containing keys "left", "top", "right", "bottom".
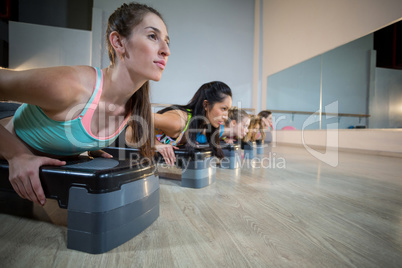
{"left": 13, "top": 67, "right": 129, "bottom": 156}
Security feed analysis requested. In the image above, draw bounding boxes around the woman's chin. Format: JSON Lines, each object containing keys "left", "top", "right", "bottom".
{"left": 151, "top": 76, "right": 161, "bottom": 82}
{"left": 149, "top": 73, "right": 163, "bottom": 82}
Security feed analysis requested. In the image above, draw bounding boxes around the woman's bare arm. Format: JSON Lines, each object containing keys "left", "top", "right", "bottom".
{"left": 0, "top": 66, "right": 93, "bottom": 205}
{"left": 0, "top": 66, "right": 90, "bottom": 114}
{"left": 153, "top": 110, "right": 187, "bottom": 138}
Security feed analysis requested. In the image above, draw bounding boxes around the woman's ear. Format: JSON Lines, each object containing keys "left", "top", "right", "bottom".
{"left": 203, "top": 100, "right": 209, "bottom": 110}
{"left": 109, "top": 31, "right": 125, "bottom": 60}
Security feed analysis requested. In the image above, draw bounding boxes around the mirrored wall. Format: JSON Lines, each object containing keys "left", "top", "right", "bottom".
{"left": 267, "top": 22, "right": 402, "bottom": 130}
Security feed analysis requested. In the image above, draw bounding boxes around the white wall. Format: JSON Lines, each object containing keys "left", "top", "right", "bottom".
{"left": 261, "top": 0, "right": 402, "bottom": 110}
{"left": 9, "top": 22, "right": 91, "bottom": 70}
{"left": 93, "top": 0, "right": 255, "bottom": 108}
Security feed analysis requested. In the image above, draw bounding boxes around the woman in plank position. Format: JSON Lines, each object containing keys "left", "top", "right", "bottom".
{"left": 0, "top": 2, "right": 170, "bottom": 206}
{"left": 150, "top": 81, "right": 232, "bottom": 165}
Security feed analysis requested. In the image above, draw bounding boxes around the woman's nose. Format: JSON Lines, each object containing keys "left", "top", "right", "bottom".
{"left": 160, "top": 42, "right": 170, "bottom": 57}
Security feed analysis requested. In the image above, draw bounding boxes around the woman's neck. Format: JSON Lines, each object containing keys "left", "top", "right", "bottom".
{"left": 102, "top": 65, "right": 146, "bottom": 108}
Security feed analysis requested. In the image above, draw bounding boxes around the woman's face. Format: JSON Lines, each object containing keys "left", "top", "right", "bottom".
{"left": 262, "top": 114, "right": 272, "bottom": 127}
{"left": 205, "top": 96, "right": 232, "bottom": 128}
{"left": 234, "top": 117, "right": 250, "bottom": 139}
{"left": 267, "top": 114, "right": 273, "bottom": 124}
{"left": 122, "top": 13, "right": 170, "bottom": 82}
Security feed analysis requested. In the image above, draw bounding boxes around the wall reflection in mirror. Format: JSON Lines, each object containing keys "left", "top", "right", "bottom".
{"left": 267, "top": 20, "right": 402, "bottom": 130}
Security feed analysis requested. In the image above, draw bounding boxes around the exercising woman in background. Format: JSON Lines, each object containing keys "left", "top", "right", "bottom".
{"left": 243, "top": 115, "right": 265, "bottom": 143}
{"left": 258, "top": 110, "right": 273, "bottom": 131}
{"left": 150, "top": 81, "right": 232, "bottom": 165}
{"left": 221, "top": 107, "right": 250, "bottom": 144}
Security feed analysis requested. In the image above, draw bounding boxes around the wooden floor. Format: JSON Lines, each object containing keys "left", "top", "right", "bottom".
{"left": 1, "top": 145, "right": 402, "bottom": 267}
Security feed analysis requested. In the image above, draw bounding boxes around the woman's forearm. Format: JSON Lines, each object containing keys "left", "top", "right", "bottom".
{"left": 221, "top": 125, "right": 232, "bottom": 138}
{"left": 0, "top": 125, "right": 31, "bottom": 160}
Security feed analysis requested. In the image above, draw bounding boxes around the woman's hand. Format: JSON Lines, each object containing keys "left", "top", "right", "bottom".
{"left": 155, "top": 144, "right": 179, "bottom": 166}
{"left": 8, "top": 153, "right": 66, "bottom": 206}
{"left": 224, "top": 138, "right": 235, "bottom": 144}
{"left": 88, "top": 149, "right": 113, "bottom": 158}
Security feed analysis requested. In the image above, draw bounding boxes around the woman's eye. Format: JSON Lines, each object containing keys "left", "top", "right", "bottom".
{"left": 149, "top": 34, "right": 157, "bottom": 40}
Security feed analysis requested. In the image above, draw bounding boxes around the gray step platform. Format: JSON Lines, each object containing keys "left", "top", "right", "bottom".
{"left": 105, "top": 146, "right": 216, "bottom": 189}
{"left": 242, "top": 141, "right": 257, "bottom": 159}
{"left": 67, "top": 176, "right": 159, "bottom": 254}
{"left": 108, "top": 132, "right": 217, "bottom": 189}
{"left": 179, "top": 152, "right": 217, "bottom": 188}
{"left": 0, "top": 148, "right": 159, "bottom": 254}
{"left": 220, "top": 143, "right": 242, "bottom": 169}
{"left": 255, "top": 139, "right": 265, "bottom": 155}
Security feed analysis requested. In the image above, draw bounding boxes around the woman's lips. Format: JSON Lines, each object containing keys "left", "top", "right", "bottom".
{"left": 154, "top": 60, "right": 166, "bottom": 70}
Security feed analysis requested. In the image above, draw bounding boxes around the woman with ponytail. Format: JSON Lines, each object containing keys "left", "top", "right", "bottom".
{"left": 0, "top": 2, "right": 170, "bottom": 205}
{"left": 153, "top": 81, "right": 232, "bottom": 165}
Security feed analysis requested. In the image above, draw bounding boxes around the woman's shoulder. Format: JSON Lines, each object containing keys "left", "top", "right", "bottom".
{"left": 34, "top": 66, "right": 98, "bottom": 120}
{"left": 154, "top": 108, "right": 190, "bottom": 137}
{"left": 0, "top": 65, "right": 96, "bottom": 112}
{"left": 62, "top": 65, "right": 96, "bottom": 87}
{"left": 164, "top": 108, "right": 189, "bottom": 119}
{"left": 42, "top": 66, "right": 96, "bottom": 109}
{"left": 26, "top": 65, "right": 95, "bottom": 94}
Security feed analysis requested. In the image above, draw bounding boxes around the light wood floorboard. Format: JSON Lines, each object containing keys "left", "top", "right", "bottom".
{"left": 1, "top": 145, "right": 402, "bottom": 267}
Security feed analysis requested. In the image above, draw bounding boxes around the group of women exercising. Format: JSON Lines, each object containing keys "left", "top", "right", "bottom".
{"left": 0, "top": 2, "right": 273, "bottom": 206}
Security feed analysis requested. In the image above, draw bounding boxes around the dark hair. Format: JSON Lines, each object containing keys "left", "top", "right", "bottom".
{"left": 258, "top": 110, "right": 272, "bottom": 118}
{"left": 106, "top": 3, "right": 165, "bottom": 158}
{"left": 158, "top": 81, "right": 232, "bottom": 158}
